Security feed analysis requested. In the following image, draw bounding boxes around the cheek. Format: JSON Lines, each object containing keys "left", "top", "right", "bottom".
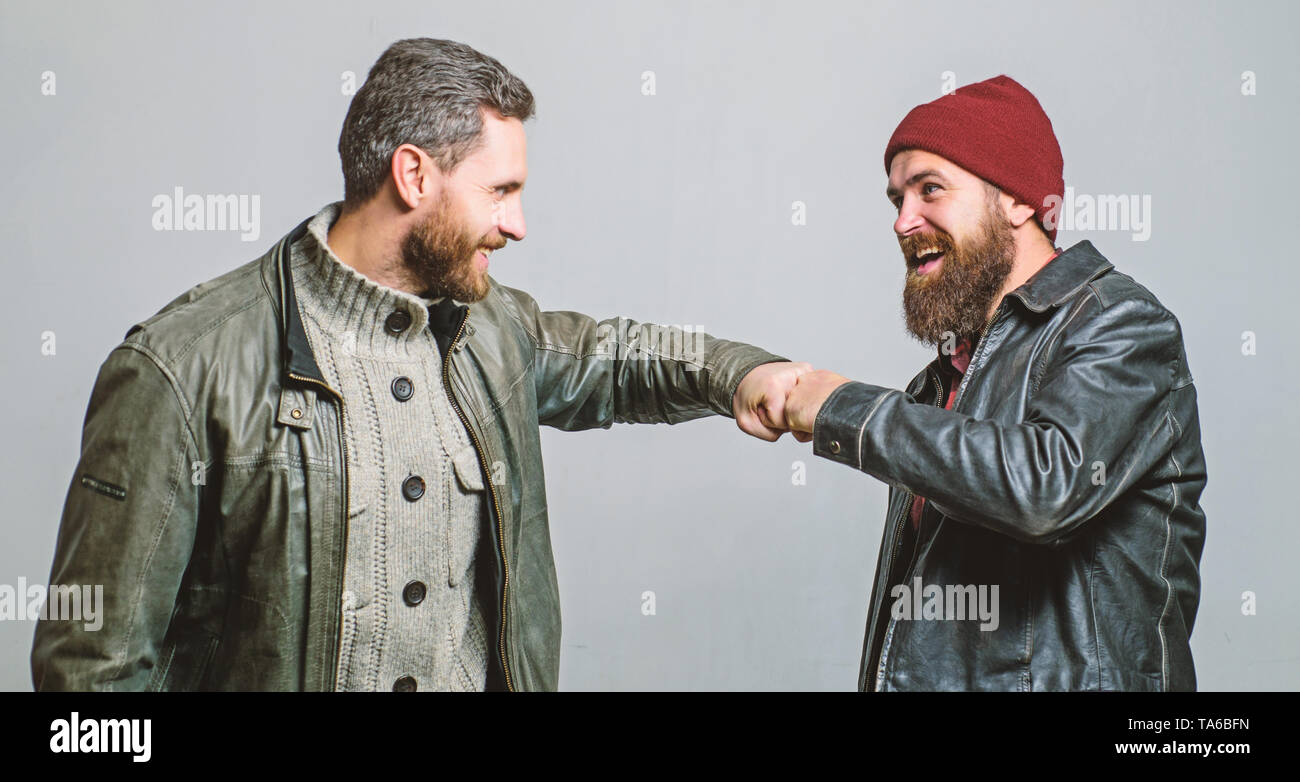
{"left": 910, "top": 202, "right": 951, "bottom": 239}
{"left": 934, "top": 213, "right": 975, "bottom": 246}
{"left": 475, "top": 199, "right": 504, "bottom": 232}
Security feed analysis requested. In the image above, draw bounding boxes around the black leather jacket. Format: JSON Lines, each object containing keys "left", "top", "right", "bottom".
{"left": 811, "top": 240, "right": 1207, "bottom": 691}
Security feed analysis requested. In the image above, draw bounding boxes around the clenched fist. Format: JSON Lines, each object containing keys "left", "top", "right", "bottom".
{"left": 784, "top": 369, "right": 852, "bottom": 435}
{"left": 732, "top": 361, "right": 814, "bottom": 442}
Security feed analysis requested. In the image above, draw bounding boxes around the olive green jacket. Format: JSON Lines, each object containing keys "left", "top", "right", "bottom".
{"left": 31, "top": 215, "right": 784, "bottom": 691}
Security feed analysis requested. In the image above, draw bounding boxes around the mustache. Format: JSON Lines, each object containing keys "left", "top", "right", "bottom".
{"left": 899, "top": 231, "right": 956, "bottom": 268}
{"left": 479, "top": 234, "right": 507, "bottom": 251}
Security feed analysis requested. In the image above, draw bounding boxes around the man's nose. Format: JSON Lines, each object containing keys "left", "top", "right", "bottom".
{"left": 893, "top": 198, "right": 925, "bottom": 238}
{"left": 498, "top": 196, "right": 526, "bottom": 242}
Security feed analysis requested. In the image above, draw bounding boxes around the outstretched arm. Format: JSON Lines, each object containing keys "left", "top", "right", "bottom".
{"left": 783, "top": 298, "right": 1187, "bottom": 544}
{"left": 495, "top": 283, "right": 808, "bottom": 439}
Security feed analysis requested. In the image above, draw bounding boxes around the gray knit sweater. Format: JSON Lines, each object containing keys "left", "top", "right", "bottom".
{"left": 290, "top": 202, "right": 490, "bottom": 692}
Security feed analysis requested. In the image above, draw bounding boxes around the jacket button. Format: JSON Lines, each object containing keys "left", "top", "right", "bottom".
{"left": 384, "top": 310, "right": 412, "bottom": 334}
{"left": 393, "top": 676, "right": 417, "bottom": 692}
{"left": 403, "top": 580, "right": 427, "bottom": 606}
{"left": 829, "top": 440, "right": 841, "bottom": 454}
{"left": 401, "top": 475, "right": 425, "bottom": 501}
{"left": 391, "top": 376, "right": 414, "bottom": 401}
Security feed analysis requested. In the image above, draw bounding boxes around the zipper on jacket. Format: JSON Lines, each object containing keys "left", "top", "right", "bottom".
{"left": 868, "top": 303, "right": 1006, "bottom": 690}
{"left": 440, "top": 311, "right": 515, "bottom": 692}
{"left": 950, "top": 304, "right": 1002, "bottom": 412}
{"left": 287, "top": 371, "right": 350, "bottom": 691}
{"left": 866, "top": 366, "right": 944, "bottom": 691}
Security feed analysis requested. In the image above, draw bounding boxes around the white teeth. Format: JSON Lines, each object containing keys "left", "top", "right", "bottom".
{"left": 915, "top": 247, "right": 941, "bottom": 260}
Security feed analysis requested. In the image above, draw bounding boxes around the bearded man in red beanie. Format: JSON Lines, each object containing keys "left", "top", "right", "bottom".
{"left": 782, "top": 75, "right": 1207, "bottom": 691}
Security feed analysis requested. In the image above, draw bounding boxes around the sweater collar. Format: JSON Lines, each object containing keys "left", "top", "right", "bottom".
{"left": 274, "top": 207, "right": 469, "bottom": 387}
{"left": 289, "top": 202, "right": 455, "bottom": 360}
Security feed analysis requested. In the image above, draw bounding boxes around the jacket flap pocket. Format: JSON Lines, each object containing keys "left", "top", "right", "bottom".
{"left": 450, "top": 442, "right": 486, "bottom": 492}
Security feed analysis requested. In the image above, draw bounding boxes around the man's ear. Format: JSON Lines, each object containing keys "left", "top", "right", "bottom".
{"left": 390, "top": 144, "right": 442, "bottom": 209}
{"left": 1002, "top": 193, "right": 1038, "bottom": 229}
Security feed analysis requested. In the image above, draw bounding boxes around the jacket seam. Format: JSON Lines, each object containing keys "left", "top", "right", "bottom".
{"left": 1088, "top": 534, "right": 1102, "bottom": 690}
{"left": 482, "top": 363, "right": 532, "bottom": 417}
{"left": 531, "top": 334, "right": 709, "bottom": 370}
{"left": 498, "top": 285, "right": 714, "bottom": 367}
{"left": 496, "top": 285, "right": 541, "bottom": 346}
{"left": 101, "top": 347, "right": 195, "bottom": 687}
{"left": 496, "top": 284, "right": 599, "bottom": 360}
{"left": 137, "top": 292, "right": 266, "bottom": 365}
{"left": 1022, "top": 559, "right": 1034, "bottom": 690}
{"left": 853, "top": 390, "right": 896, "bottom": 473}
{"left": 148, "top": 642, "right": 177, "bottom": 692}
{"left": 117, "top": 343, "right": 201, "bottom": 453}
{"left": 184, "top": 584, "right": 292, "bottom": 632}
{"left": 1158, "top": 411, "right": 1183, "bottom": 692}
{"left": 1029, "top": 290, "right": 1098, "bottom": 398}
{"left": 495, "top": 283, "right": 748, "bottom": 418}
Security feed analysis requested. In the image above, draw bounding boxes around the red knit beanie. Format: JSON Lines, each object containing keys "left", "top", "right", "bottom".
{"left": 884, "top": 75, "right": 1064, "bottom": 242}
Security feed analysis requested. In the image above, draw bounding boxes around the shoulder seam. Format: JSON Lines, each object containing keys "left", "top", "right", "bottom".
{"left": 115, "top": 342, "right": 202, "bottom": 456}
{"left": 493, "top": 284, "right": 542, "bottom": 350}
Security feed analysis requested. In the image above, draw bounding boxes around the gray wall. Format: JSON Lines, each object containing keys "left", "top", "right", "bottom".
{"left": 2, "top": 0, "right": 1295, "bottom": 690}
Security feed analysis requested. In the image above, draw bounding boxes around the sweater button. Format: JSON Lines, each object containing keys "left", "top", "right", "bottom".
{"left": 401, "top": 475, "right": 425, "bottom": 501}
{"left": 384, "top": 310, "right": 412, "bottom": 334}
{"left": 403, "top": 580, "right": 427, "bottom": 606}
{"left": 391, "top": 376, "right": 414, "bottom": 401}
{"left": 393, "top": 676, "right": 417, "bottom": 692}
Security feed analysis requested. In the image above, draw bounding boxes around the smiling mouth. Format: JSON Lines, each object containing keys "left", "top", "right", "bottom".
{"left": 911, "top": 246, "right": 945, "bottom": 275}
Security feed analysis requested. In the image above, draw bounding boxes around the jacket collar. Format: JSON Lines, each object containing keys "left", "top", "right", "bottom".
{"left": 270, "top": 215, "right": 469, "bottom": 388}
{"left": 914, "top": 240, "right": 1115, "bottom": 396}
{"left": 1006, "top": 240, "right": 1113, "bottom": 313}
{"left": 274, "top": 217, "right": 324, "bottom": 385}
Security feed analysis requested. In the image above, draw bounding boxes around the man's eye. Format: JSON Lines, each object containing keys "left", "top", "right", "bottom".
{"left": 922, "top": 183, "right": 941, "bottom": 196}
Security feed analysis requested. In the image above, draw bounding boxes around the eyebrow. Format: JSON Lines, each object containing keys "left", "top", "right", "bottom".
{"left": 494, "top": 180, "right": 525, "bottom": 192}
{"left": 886, "top": 169, "right": 949, "bottom": 200}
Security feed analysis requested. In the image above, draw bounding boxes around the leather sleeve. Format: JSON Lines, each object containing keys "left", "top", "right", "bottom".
{"left": 494, "top": 284, "right": 787, "bottom": 431}
{"left": 31, "top": 343, "right": 201, "bottom": 690}
{"left": 811, "top": 295, "right": 1186, "bottom": 544}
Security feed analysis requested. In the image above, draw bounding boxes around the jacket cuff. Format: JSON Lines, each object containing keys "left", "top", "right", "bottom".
{"left": 713, "top": 351, "right": 790, "bottom": 418}
{"left": 812, "top": 381, "right": 898, "bottom": 471}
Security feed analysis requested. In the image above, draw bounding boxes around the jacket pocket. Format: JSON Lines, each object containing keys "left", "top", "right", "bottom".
{"left": 149, "top": 633, "right": 219, "bottom": 691}
{"left": 450, "top": 442, "right": 486, "bottom": 493}
{"left": 146, "top": 642, "right": 177, "bottom": 692}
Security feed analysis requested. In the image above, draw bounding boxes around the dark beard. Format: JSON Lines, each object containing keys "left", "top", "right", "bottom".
{"left": 400, "top": 191, "right": 497, "bottom": 303}
{"left": 900, "top": 201, "right": 1016, "bottom": 346}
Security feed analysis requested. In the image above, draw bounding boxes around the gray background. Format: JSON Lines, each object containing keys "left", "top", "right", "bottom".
{"left": 2, "top": 0, "right": 1295, "bottom": 691}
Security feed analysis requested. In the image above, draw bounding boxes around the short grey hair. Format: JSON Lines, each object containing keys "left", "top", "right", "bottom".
{"left": 338, "top": 38, "right": 535, "bottom": 209}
